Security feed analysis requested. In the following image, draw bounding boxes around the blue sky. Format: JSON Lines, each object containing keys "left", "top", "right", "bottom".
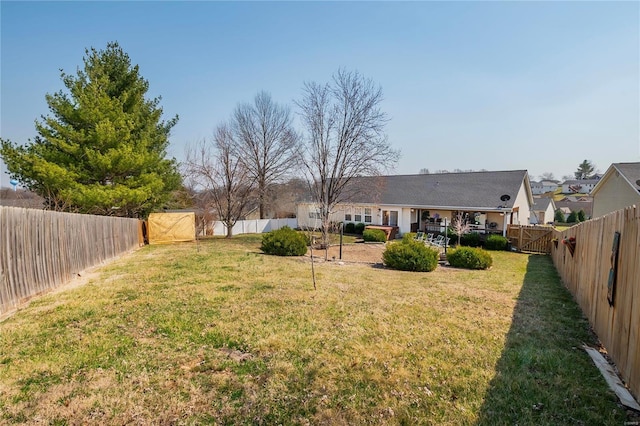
{"left": 1, "top": 1, "right": 639, "bottom": 187}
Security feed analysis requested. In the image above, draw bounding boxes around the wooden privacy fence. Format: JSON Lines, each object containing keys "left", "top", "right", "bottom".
{"left": 551, "top": 205, "right": 640, "bottom": 401}
{"left": 0, "top": 206, "right": 141, "bottom": 315}
{"left": 507, "top": 224, "right": 554, "bottom": 254}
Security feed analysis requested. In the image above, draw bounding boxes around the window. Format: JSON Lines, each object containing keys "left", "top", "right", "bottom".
{"left": 389, "top": 211, "right": 398, "bottom": 226}
{"left": 364, "top": 208, "right": 372, "bottom": 223}
{"left": 382, "top": 210, "right": 398, "bottom": 226}
{"left": 308, "top": 212, "right": 320, "bottom": 219}
{"left": 354, "top": 207, "right": 363, "bottom": 222}
{"left": 345, "top": 213, "right": 352, "bottom": 221}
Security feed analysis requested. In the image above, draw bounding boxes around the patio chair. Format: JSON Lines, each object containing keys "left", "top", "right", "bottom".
{"left": 430, "top": 235, "right": 445, "bottom": 247}
{"left": 414, "top": 231, "right": 425, "bottom": 241}
{"left": 425, "top": 233, "right": 434, "bottom": 244}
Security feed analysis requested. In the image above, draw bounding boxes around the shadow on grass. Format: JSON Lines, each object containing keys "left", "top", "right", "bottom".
{"left": 475, "top": 254, "right": 627, "bottom": 425}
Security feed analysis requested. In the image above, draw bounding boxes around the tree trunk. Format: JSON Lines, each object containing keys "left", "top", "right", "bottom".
{"left": 259, "top": 193, "right": 265, "bottom": 220}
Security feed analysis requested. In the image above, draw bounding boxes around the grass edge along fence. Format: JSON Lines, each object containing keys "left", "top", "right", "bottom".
{"left": 0, "top": 206, "right": 141, "bottom": 316}
{"left": 551, "top": 204, "right": 640, "bottom": 401}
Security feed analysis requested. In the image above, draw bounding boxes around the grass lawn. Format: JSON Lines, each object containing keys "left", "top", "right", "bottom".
{"left": 0, "top": 236, "right": 629, "bottom": 424}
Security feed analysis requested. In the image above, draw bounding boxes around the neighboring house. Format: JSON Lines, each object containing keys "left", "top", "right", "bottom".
{"left": 297, "top": 170, "right": 533, "bottom": 237}
{"left": 591, "top": 162, "right": 640, "bottom": 218}
{"left": 561, "top": 177, "right": 601, "bottom": 194}
{"left": 530, "top": 197, "right": 556, "bottom": 225}
{"left": 559, "top": 195, "right": 590, "bottom": 202}
{"left": 531, "top": 180, "right": 559, "bottom": 195}
{"left": 554, "top": 199, "right": 593, "bottom": 220}
{"left": 558, "top": 207, "right": 572, "bottom": 221}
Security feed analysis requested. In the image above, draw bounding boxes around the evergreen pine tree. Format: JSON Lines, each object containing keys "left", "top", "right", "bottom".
{"left": 0, "top": 42, "right": 180, "bottom": 217}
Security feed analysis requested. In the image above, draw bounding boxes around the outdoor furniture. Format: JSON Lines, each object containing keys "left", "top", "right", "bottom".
{"left": 425, "top": 233, "right": 434, "bottom": 244}
{"left": 430, "top": 235, "right": 445, "bottom": 246}
{"left": 433, "top": 237, "right": 450, "bottom": 248}
{"left": 414, "top": 231, "right": 425, "bottom": 241}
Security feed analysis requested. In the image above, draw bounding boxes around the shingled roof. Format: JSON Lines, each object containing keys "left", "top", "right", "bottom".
{"left": 532, "top": 197, "right": 554, "bottom": 212}
{"left": 339, "top": 170, "right": 530, "bottom": 210}
{"left": 614, "top": 162, "right": 640, "bottom": 192}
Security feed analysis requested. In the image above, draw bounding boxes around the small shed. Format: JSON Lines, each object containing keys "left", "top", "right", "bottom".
{"left": 148, "top": 212, "right": 196, "bottom": 244}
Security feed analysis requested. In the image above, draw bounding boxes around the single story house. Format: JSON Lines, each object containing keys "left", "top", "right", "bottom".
{"left": 591, "top": 162, "right": 640, "bottom": 218}
{"left": 297, "top": 169, "right": 533, "bottom": 237}
{"left": 530, "top": 197, "right": 556, "bottom": 225}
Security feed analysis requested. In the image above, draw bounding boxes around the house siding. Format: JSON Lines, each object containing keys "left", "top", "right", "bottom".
{"left": 297, "top": 203, "right": 379, "bottom": 229}
{"left": 530, "top": 203, "right": 555, "bottom": 224}
{"left": 512, "top": 182, "right": 531, "bottom": 225}
{"left": 592, "top": 172, "right": 640, "bottom": 218}
{"left": 531, "top": 181, "right": 559, "bottom": 195}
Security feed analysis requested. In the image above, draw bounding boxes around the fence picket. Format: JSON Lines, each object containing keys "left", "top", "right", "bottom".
{"left": 0, "top": 206, "right": 139, "bottom": 315}
{"left": 551, "top": 205, "right": 640, "bottom": 401}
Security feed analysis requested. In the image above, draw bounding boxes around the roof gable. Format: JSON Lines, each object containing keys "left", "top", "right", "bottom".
{"left": 592, "top": 162, "right": 640, "bottom": 196}
{"left": 615, "top": 163, "right": 640, "bottom": 190}
{"left": 532, "top": 197, "right": 554, "bottom": 211}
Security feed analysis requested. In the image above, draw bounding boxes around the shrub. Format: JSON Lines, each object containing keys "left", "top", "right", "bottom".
{"left": 445, "top": 227, "right": 457, "bottom": 240}
{"left": 403, "top": 232, "right": 417, "bottom": 242}
{"left": 554, "top": 209, "right": 565, "bottom": 223}
{"left": 383, "top": 239, "right": 439, "bottom": 272}
{"left": 447, "top": 247, "right": 493, "bottom": 270}
{"left": 460, "top": 232, "right": 481, "bottom": 247}
{"left": 363, "top": 229, "right": 387, "bottom": 242}
{"left": 485, "top": 234, "right": 508, "bottom": 251}
{"left": 577, "top": 209, "right": 586, "bottom": 222}
{"left": 344, "top": 222, "right": 356, "bottom": 234}
{"left": 355, "top": 222, "right": 365, "bottom": 235}
{"left": 566, "top": 211, "right": 578, "bottom": 223}
{"left": 261, "top": 226, "right": 307, "bottom": 256}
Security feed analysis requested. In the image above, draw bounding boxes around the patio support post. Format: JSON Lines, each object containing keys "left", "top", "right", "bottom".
{"left": 444, "top": 218, "right": 448, "bottom": 254}
{"left": 502, "top": 211, "right": 508, "bottom": 237}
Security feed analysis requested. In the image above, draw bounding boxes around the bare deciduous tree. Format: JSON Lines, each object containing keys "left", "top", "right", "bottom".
{"left": 296, "top": 69, "right": 400, "bottom": 248}
{"left": 539, "top": 172, "right": 555, "bottom": 181}
{"left": 451, "top": 212, "right": 472, "bottom": 246}
{"left": 232, "top": 91, "right": 299, "bottom": 219}
{"left": 183, "top": 125, "right": 255, "bottom": 238}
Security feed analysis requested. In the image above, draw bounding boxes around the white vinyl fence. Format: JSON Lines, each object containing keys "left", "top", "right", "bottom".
{"left": 211, "top": 218, "right": 298, "bottom": 236}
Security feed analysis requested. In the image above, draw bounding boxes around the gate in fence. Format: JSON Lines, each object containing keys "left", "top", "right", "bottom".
{"left": 507, "top": 224, "right": 554, "bottom": 254}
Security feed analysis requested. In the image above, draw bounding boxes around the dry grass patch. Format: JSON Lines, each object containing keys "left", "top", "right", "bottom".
{"left": 0, "top": 235, "right": 629, "bottom": 424}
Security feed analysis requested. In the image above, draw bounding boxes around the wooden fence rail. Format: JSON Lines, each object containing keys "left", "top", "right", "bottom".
{"left": 0, "top": 206, "right": 140, "bottom": 316}
{"left": 551, "top": 205, "right": 640, "bottom": 401}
